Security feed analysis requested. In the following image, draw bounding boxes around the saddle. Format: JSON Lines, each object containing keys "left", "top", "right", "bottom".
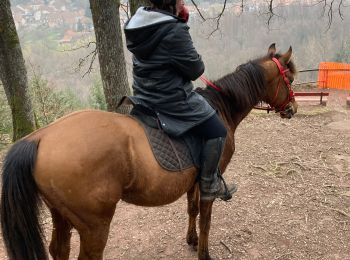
{"left": 119, "top": 97, "right": 201, "bottom": 171}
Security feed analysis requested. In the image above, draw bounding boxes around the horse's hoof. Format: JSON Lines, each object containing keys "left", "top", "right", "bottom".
{"left": 186, "top": 232, "right": 198, "bottom": 248}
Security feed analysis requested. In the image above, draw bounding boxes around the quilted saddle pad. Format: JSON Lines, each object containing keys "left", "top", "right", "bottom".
{"left": 141, "top": 123, "right": 195, "bottom": 171}
{"left": 118, "top": 97, "right": 200, "bottom": 172}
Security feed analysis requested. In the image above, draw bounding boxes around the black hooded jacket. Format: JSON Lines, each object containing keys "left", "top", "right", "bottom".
{"left": 124, "top": 7, "right": 215, "bottom": 136}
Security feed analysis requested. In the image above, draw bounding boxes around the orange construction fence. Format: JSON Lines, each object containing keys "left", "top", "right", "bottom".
{"left": 318, "top": 62, "right": 350, "bottom": 90}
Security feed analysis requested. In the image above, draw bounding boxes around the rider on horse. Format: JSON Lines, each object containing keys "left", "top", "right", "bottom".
{"left": 124, "top": 0, "right": 237, "bottom": 201}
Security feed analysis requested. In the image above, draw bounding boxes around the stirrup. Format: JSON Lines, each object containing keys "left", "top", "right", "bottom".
{"left": 217, "top": 174, "right": 237, "bottom": 201}
{"left": 200, "top": 172, "right": 237, "bottom": 202}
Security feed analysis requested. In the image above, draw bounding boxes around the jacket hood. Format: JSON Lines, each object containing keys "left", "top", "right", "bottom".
{"left": 124, "top": 7, "right": 179, "bottom": 59}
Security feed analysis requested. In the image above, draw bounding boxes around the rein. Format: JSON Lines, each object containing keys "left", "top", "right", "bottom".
{"left": 199, "top": 58, "right": 294, "bottom": 113}
{"left": 199, "top": 76, "right": 222, "bottom": 92}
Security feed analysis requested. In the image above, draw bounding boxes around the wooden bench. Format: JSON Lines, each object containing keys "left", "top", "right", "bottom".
{"left": 294, "top": 92, "right": 329, "bottom": 106}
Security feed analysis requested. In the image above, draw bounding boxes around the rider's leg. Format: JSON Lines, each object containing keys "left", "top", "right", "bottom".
{"left": 190, "top": 114, "right": 237, "bottom": 201}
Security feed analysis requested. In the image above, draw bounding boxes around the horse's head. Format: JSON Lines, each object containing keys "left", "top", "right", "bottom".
{"left": 262, "top": 43, "right": 298, "bottom": 119}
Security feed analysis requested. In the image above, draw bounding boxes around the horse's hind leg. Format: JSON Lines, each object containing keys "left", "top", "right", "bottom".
{"left": 186, "top": 183, "right": 200, "bottom": 249}
{"left": 77, "top": 222, "right": 111, "bottom": 260}
{"left": 76, "top": 203, "right": 116, "bottom": 260}
{"left": 49, "top": 208, "right": 73, "bottom": 260}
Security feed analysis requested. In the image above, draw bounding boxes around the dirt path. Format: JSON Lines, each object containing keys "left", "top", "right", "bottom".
{"left": 0, "top": 90, "right": 349, "bottom": 260}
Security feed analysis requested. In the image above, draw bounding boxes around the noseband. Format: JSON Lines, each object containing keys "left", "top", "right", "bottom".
{"left": 269, "top": 57, "right": 295, "bottom": 112}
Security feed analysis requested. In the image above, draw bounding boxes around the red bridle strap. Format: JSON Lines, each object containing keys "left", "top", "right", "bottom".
{"left": 199, "top": 75, "right": 222, "bottom": 92}
{"left": 270, "top": 57, "right": 295, "bottom": 111}
{"left": 272, "top": 57, "right": 292, "bottom": 88}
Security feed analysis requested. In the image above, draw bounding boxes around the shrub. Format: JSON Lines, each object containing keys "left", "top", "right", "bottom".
{"left": 88, "top": 77, "right": 107, "bottom": 110}
{"left": 30, "top": 72, "right": 82, "bottom": 127}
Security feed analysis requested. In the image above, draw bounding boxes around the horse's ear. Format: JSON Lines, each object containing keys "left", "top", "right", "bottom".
{"left": 282, "top": 46, "right": 292, "bottom": 64}
{"left": 267, "top": 43, "right": 276, "bottom": 57}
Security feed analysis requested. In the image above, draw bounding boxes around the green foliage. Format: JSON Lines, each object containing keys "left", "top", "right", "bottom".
{"left": 1, "top": 71, "right": 85, "bottom": 145}
{"left": 20, "top": 28, "right": 63, "bottom": 49}
{"left": 335, "top": 40, "right": 350, "bottom": 63}
{"left": 30, "top": 72, "right": 82, "bottom": 127}
{"left": 88, "top": 78, "right": 107, "bottom": 110}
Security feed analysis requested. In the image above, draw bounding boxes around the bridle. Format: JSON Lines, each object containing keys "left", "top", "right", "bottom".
{"left": 199, "top": 57, "right": 295, "bottom": 113}
{"left": 268, "top": 57, "right": 295, "bottom": 112}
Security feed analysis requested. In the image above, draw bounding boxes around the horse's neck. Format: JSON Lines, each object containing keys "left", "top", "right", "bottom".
{"left": 214, "top": 63, "right": 267, "bottom": 171}
{"left": 214, "top": 63, "right": 266, "bottom": 121}
{"left": 219, "top": 107, "right": 255, "bottom": 173}
{"left": 220, "top": 106, "right": 253, "bottom": 133}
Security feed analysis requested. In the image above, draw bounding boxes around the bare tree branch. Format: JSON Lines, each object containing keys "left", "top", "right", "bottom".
{"left": 190, "top": 0, "right": 206, "bottom": 21}
{"left": 256, "top": 0, "right": 280, "bottom": 29}
{"left": 327, "top": 0, "right": 334, "bottom": 29}
{"left": 338, "top": 0, "right": 344, "bottom": 20}
{"left": 207, "top": 0, "right": 227, "bottom": 36}
{"left": 59, "top": 41, "right": 96, "bottom": 52}
{"left": 267, "top": 0, "right": 276, "bottom": 27}
{"left": 313, "top": 0, "right": 346, "bottom": 31}
{"left": 58, "top": 41, "right": 97, "bottom": 77}
{"left": 121, "top": 2, "right": 130, "bottom": 20}
{"left": 189, "top": 0, "right": 228, "bottom": 37}
{"left": 75, "top": 44, "right": 98, "bottom": 77}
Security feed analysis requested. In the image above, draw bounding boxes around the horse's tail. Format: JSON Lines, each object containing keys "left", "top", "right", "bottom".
{"left": 1, "top": 139, "right": 48, "bottom": 260}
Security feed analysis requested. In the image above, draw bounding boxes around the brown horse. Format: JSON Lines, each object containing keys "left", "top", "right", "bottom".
{"left": 1, "top": 44, "right": 297, "bottom": 260}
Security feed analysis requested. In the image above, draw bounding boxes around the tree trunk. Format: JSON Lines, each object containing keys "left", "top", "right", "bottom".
{"left": 130, "top": 0, "right": 151, "bottom": 16}
{"left": 89, "top": 0, "right": 130, "bottom": 113}
{"left": 0, "top": 0, "right": 35, "bottom": 141}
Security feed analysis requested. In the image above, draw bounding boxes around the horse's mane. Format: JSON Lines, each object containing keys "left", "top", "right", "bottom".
{"left": 196, "top": 54, "right": 296, "bottom": 120}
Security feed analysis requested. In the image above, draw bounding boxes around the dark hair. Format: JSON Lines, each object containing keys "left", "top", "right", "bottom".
{"left": 150, "top": 0, "right": 177, "bottom": 14}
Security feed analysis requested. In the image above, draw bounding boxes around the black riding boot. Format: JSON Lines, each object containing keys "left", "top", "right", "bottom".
{"left": 199, "top": 137, "right": 237, "bottom": 201}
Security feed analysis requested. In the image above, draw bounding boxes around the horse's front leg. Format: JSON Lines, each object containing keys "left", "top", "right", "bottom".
{"left": 186, "top": 183, "right": 200, "bottom": 249}
{"left": 198, "top": 199, "right": 214, "bottom": 260}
